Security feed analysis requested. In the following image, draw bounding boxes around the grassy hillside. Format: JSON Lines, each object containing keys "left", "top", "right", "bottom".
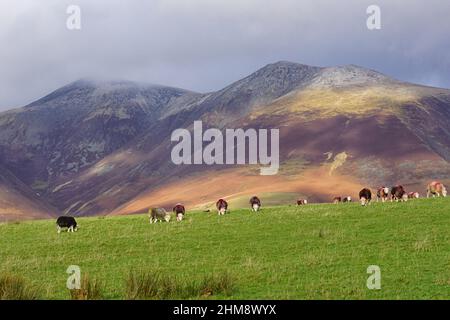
{"left": 1, "top": 198, "right": 450, "bottom": 300}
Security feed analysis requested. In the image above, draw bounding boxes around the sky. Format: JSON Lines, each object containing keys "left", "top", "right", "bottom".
{"left": 1, "top": 0, "right": 449, "bottom": 110}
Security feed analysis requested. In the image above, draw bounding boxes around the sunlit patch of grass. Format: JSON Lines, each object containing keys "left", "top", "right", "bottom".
{"left": 251, "top": 85, "right": 425, "bottom": 120}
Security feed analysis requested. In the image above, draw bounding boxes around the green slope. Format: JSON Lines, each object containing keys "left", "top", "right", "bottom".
{"left": 1, "top": 198, "right": 450, "bottom": 300}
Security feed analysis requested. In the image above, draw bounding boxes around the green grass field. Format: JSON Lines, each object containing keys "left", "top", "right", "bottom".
{"left": 1, "top": 198, "right": 450, "bottom": 300}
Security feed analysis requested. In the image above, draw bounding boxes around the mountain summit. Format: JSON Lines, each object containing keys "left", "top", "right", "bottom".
{"left": 309, "top": 64, "right": 398, "bottom": 88}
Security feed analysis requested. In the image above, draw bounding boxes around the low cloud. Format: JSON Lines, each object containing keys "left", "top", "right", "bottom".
{"left": 0, "top": 0, "right": 449, "bottom": 110}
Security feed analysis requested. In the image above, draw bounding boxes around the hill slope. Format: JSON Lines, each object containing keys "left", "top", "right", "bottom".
{"left": 1, "top": 198, "right": 449, "bottom": 299}
{"left": 0, "top": 165, "right": 58, "bottom": 221}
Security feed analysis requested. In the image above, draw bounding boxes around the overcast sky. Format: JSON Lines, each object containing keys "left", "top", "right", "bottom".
{"left": 1, "top": 0, "right": 449, "bottom": 110}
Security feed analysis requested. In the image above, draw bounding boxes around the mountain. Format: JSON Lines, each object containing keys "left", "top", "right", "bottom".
{"left": 0, "top": 61, "right": 449, "bottom": 220}
{"left": 0, "top": 79, "right": 198, "bottom": 188}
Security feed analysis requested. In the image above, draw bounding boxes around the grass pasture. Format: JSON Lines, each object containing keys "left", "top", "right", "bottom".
{"left": 0, "top": 198, "right": 450, "bottom": 300}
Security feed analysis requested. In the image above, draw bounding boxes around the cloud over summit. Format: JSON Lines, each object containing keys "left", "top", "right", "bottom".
{"left": 0, "top": 0, "right": 449, "bottom": 110}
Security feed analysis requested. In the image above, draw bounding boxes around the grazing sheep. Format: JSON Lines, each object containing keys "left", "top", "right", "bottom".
{"left": 332, "top": 197, "right": 342, "bottom": 204}
{"left": 359, "top": 188, "right": 372, "bottom": 206}
{"left": 56, "top": 216, "right": 78, "bottom": 233}
{"left": 408, "top": 192, "right": 420, "bottom": 199}
{"left": 377, "top": 187, "right": 390, "bottom": 202}
{"left": 427, "top": 181, "right": 447, "bottom": 198}
{"left": 173, "top": 204, "right": 186, "bottom": 221}
{"left": 149, "top": 208, "right": 171, "bottom": 223}
{"left": 216, "top": 199, "right": 228, "bottom": 215}
{"left": 391, "top": 185, "right": 406, "bottom": 202}
{"left": 249, "top": 196, "right": 261, "bottom": 212}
